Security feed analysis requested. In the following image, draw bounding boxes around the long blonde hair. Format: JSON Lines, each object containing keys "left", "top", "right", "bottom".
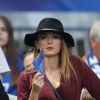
{"left": 60, "top": 39, "right": 77, "bottom": 83}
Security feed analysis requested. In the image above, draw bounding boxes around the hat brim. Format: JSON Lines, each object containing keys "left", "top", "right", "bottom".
{"left": 24, "top": 30, "right": 75, "bottom": 47}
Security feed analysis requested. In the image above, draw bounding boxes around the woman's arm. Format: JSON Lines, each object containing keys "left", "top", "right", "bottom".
{"left": 29, "top": 73, "right": 44, "bottom": 100}
{"left": 29, "top": 88, "right": 39, "bottom": 100}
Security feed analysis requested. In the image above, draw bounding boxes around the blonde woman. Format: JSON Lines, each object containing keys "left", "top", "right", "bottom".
{"left": 18, "top": 18, "right": 100, "bottom": 100}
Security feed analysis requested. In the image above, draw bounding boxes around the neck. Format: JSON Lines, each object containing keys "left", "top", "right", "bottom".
{"left": 45, "top": 55, "right": 59, "bottom": 72}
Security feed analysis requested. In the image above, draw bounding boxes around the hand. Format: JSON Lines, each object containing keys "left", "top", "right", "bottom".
{"left": 32, "top": 72, "right": 44, "bottom": 93}
{"left": 81, "top": 89, "right": 95, "bottom": 100}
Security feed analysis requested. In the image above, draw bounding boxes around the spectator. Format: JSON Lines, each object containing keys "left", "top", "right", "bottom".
{"left": 82, "top": 21, "right": 100, "bottom": 78}
{"left": 0, "top": 16, "right": 24, "bottom": 95}
{"left": 18, "top": 18, "right": 100, "bottom": 100}
{"left": 81, "top": 21, "right": 100, "bottom": 100}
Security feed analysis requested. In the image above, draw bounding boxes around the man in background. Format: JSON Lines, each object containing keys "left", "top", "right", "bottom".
{"left": 81, "top": 21, "right": 100, "bottom": 100}
{"left": 82, "top": 21, "right": 100, "bottom": 78}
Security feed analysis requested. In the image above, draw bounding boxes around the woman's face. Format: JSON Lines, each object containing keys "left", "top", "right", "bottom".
{"left": 0, "top": 19, "right": 9, "bottom": 47}
{"left": 36, "top": 32, "right": 62, "bottom": 57}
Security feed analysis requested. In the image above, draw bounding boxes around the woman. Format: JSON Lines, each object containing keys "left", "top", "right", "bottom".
{"left": 0, "top": 16, "right": 24, "bottom": 95}
{"left": 17, "top": 18, "right": 100, "bottom": 100}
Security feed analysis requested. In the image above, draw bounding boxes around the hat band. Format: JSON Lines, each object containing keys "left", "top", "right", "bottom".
{"left": 40, "top": 28, "right": 59, "bottom": 31}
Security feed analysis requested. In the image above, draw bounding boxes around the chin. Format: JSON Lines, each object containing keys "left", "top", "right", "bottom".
{"left": 45, "top": 53, "right": 59, "bottom": 57}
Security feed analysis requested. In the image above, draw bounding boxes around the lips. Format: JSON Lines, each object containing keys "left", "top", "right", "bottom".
{"left": 46, "top": 47, "right": 54, "bottom": 50}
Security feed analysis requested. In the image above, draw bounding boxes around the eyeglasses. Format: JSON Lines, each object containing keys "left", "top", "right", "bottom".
{"left": 0, "top": 27, "right": 8, "bottom": 32}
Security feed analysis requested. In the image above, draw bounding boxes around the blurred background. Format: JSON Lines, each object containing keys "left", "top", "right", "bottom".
{"left": 1, "top": 0, "right": 100, "bottom": 57}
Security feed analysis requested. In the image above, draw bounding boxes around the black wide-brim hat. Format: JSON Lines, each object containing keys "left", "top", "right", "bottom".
{"left": 24, "top": 18, "right": 75, "bottom": 47}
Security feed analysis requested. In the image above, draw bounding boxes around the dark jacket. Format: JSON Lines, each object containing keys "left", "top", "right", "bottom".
{"left": 0, "top": 80, "right": 9, "bottom": 100}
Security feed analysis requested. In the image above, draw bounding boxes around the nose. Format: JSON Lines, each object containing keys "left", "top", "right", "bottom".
{"left": 0, "top": 29, "right": 1, "bottom": 34}
{"left": 47, "top": 37, "right": 53, "bottom": 44}
{"left": 0, "top": 29, "right": 3, "bottom": 34}
{"left": 0, "top": 31, "right": 2, "bottom": 35}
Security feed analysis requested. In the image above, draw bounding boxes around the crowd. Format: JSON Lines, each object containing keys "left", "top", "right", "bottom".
{"left": 0, "top": 16, "right": 100, "bottom": 100}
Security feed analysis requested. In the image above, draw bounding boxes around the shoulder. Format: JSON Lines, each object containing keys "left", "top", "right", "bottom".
{"left": 70, "top": 56, "right": 87, "bottom": 72}
{"left": 70, "top": 55, "right": 83, "bottom": 64}
{"left": 18, "top": 71, "right": 28, "bottom": 80}
{"left": 17, "top": 70, "right": 36, "bottom": 100}
{"left": 70, "top": 55, "right": 89, "bottom": 64}
{"left": 18, "top": 70, "right": 36, "bottom": 90}
{"left": 18, "top": 71, "right": 28, "bottom": 85}
{"left": 70, "top": 55, "right": 95, "bottom": 77}
{"left": 18, "top": 70, "right": 36, "bottom": 81}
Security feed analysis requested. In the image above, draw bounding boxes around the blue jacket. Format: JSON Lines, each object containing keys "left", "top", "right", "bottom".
{"left": 2, "top": 54, "right": 24, "bottom": 96}
{"left": 82, "top": 50, "right": 100, "bottom": 78}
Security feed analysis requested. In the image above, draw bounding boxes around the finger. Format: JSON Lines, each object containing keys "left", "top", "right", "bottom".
{"left": 33, "top": 72, "right": 42, "bottom": 80}
{"left": 32, "top": 75, "right": 44, "bottom": 85}
{"left": 32, "top": 74, "right": 43, "bottom": 85}
{"left": 32, "top": 78, "right": 44, "bottom": 88}
{"left": 36, "top": 75, "right": 44, "bottom": 81}
{"left": 39, "top": 80, "right": 45, "bottom": 87}
{"left": 35, "top": 79, "right": 44, "bottom": 86}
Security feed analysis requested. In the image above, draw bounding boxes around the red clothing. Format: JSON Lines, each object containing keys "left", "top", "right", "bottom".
{"left": 17, "top": 56, "right": 100, "bottom": 100}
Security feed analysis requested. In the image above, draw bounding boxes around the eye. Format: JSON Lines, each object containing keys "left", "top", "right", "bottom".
{"left": 39, "top": 35, "right": 47, "bottom": 39}
{"left": 0, "top": 27, "right": 8, "bottom": 32}
{"left": 53, "top": 34, "right": 61, "bottom": 39}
